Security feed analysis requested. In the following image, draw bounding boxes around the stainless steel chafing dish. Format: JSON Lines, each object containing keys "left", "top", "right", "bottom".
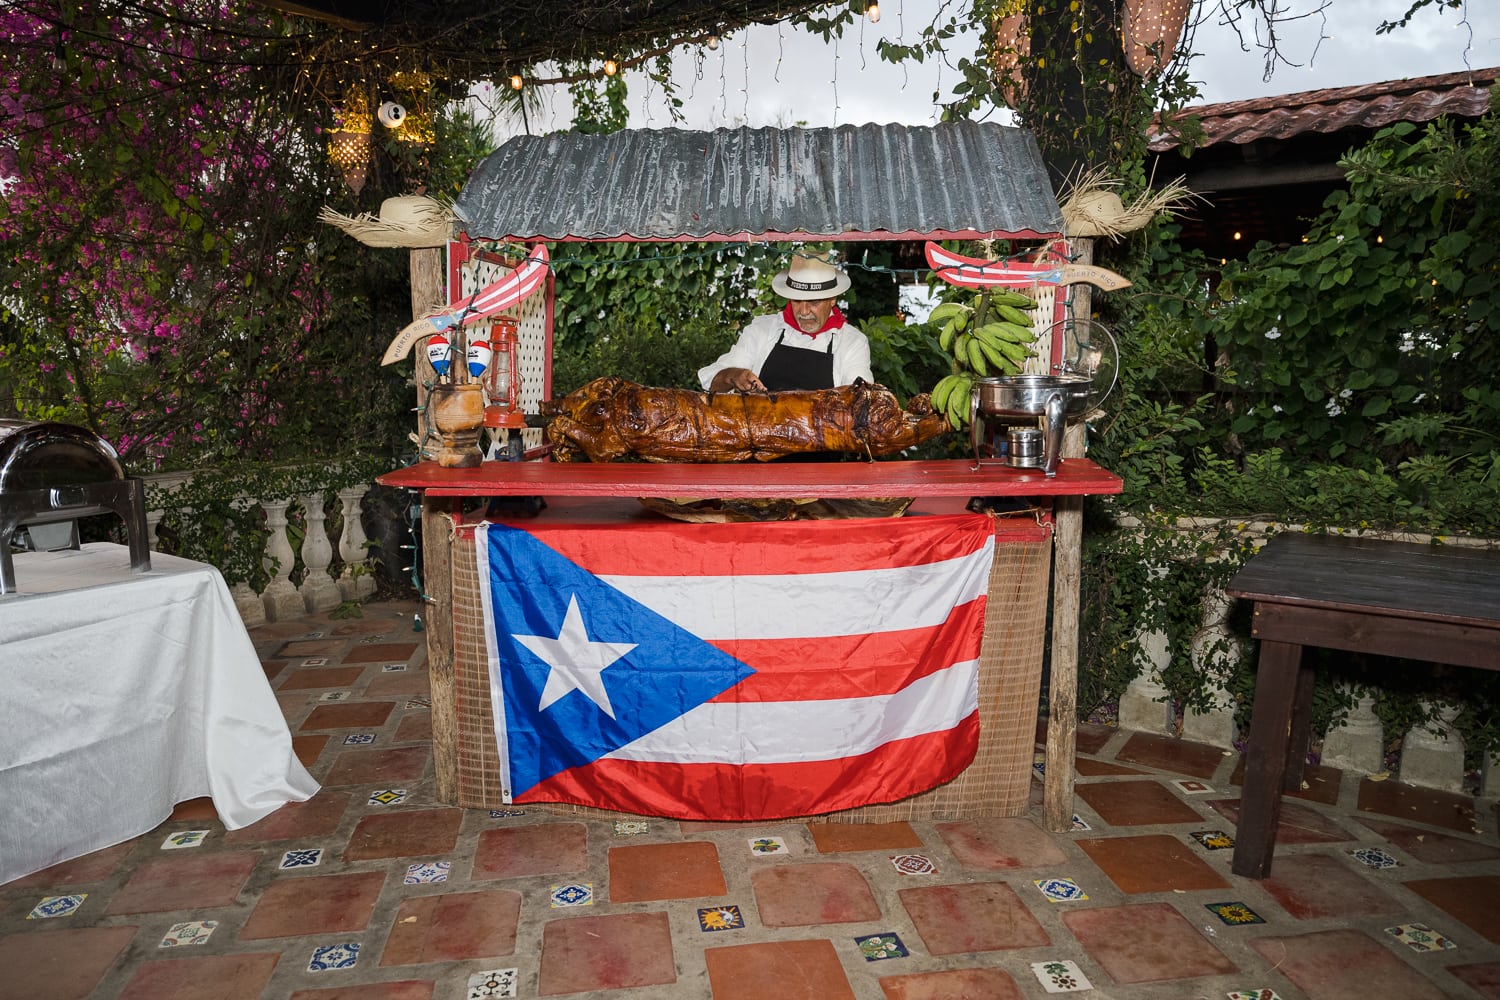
{"left": 0, "top": 419, "right": 151, "bottom": 594}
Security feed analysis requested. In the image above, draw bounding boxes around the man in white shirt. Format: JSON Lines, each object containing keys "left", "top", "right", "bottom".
{"left": 699, "top": 250, "right": 874, "bottom": 393}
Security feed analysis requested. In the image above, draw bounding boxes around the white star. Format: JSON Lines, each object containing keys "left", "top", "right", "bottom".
{"left": 512, "top": 595, "right": 636, "bottom": 719}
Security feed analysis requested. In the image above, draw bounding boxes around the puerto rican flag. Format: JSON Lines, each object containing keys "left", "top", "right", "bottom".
{"left": 475, "top": 512, "right": 994, "bottom": 820}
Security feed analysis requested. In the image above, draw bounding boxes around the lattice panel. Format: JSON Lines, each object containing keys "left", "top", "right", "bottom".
{"left": 457, "top": 247, "right": 550, "bottom": 455}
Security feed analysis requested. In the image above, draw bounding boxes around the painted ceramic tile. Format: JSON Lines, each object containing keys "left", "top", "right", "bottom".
{"left": 1206, "top": 901, "right": 1267, "bottom": 925}
{"left": 301, "top": 657, "right": 329, "bottom": 667}
{"left": 855, "top": 933, "right": 909, "bottom": 961}
{"left": 698, "top": 905, "right": 745, "bottom": 931}
{"left": 319, "top": 690, "right": 351, "bottom": 702}
{"left": 467, "top": 968, "right": 519, "bottom": 998}
{"left": 1350, "top": 847, "right": 1401, "bottom": 869}
{"left": 368, "top": 788, "right": 407, "bottom": 806}
{"left": 550, "top": 883, "right": 594, "bottom": 907}
{"left": 890, "top": 853, "right": 937, "bottom": 876}
{"left": 749, "top": 836, "right": 789, "bottom": 855}
{"left": 1070, "top": 815, "right": 1091, "bottom": 831}
{"left": 1033, "top": 752, "right": 1047, "bottom": 781}
{"left": 489, "top": 808, "right": 527, "bottom": 818}
{"left": 1173, "top": 778, "right": 1215, "bottom": 795}
{"left": 28, "top": 894, "right": 86, "bottom": 919}
{"left": 308, "top": 942, "right": 360, "bottom": 972}
{"left": 404, "top": 861, "right": 451, "bottom": 885}
{"left": 1385, "top": 922, "right": 1457, "bottom": 952}
{"left": 1030, "top": 959, "right": 1093, "bottom": 993}
{"left": 159, "top": 920, "right": 218, "bottom": 948}
{"left": 613, "top": 820, "right": 649, "bottom": 836}
{"left": 1226, "top": 990, "right": 1283, "bottom": 1000}
{"left": 161, "top": 830, "right": 209, "bottom": 850}
{"left": 382, "top": 662, "right": 408, "bottom": 671}
{"left": 1191, "top": 829, "right": 1235, "bottom": 850}
{"left": 1035, "top": 878, "right": 1089, "bottom": 902}
{"left": 279, "top": 848, "right": 323, "bottom": 870}
{"left": 343, "top": 733, "right": 376, "bottom": 745}
{"left": 406, "top": 696, "right": 432, "bottom": 709}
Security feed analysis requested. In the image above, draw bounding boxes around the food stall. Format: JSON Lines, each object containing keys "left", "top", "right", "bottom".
{"left": 377, "top": 121, "right": 1122, "bottom": 830}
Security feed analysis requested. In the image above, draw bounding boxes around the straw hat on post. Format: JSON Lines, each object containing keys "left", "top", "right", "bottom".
{"left": 318, "top": 195, "right": 456, "bottom": 248}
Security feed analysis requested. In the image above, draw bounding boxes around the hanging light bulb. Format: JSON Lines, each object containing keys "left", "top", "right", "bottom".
{"left": 707, "top": 34, "right": 720, "bottom": 50}
{"left": 509, "top": 74, "right": 524, "bottom": 90}
{"left": 866, "top": 1, "right": 881, "bottom": 22}
{"left": 603, "top": 59, "right": 618, "bottom": 76}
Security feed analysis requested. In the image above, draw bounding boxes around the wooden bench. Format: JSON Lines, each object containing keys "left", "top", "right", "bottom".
{"left": 1224, "top": 532, "right": 1500, "bottom": 878}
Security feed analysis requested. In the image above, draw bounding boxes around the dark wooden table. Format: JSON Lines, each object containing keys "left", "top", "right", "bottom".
{"left": 1224, "top": 532, "right": 1500, "bottom": 878}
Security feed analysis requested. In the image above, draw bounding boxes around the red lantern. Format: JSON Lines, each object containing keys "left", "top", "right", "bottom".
{"left": 482, "top": 317, "right": 526, "bottom": 430}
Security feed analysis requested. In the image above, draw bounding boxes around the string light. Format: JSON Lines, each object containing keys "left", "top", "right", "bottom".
{"left": 509, "top": 74, "right": 524, "bottom": 90}
{"left": 866, "top": 2, "right": 881, "bottom": 22}
{"left": 707, "top": 35, "right": 720, "bottom": 50}
{"left": 603, "top": 59, "right": 618, "bottom": 76}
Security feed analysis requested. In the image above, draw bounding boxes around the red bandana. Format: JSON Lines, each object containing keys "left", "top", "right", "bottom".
{"left": 781, "top": 303, "right": 847, "bottom": 337}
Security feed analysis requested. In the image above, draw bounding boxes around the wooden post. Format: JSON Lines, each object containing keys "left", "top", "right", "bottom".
{"left": 1043, "top": 235, "right": 1093, "bottom": 832}
{"left": 410, "top": 247, "right": 446, "bottom": 451}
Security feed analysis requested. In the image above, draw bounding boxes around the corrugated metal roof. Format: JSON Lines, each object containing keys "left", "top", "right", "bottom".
{"left": 452, "top": 121, "right": 1064, "bottom": 243}
{"left": 1149, "top": 67, "right": 1500, "bottom": 153}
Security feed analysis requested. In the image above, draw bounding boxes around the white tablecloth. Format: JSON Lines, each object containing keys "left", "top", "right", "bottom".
{"left": 0, "top": 543, "right": 319, "bottom": 884}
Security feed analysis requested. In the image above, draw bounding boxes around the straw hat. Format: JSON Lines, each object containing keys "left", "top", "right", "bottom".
{"left": 771, "top": 250, "right": 852, "bottom": 300}
{"left": 318, "top": 195, "right": 455, "bottom": 248}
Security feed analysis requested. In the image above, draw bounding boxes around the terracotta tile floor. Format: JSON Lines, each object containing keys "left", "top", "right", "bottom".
{"left": 4, "top": 599, "right": 1499, "bottom": 1000}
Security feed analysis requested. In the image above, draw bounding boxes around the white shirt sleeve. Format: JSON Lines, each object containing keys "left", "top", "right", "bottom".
{"left": 698, "top": 314, "right": 782, "bottom": 390}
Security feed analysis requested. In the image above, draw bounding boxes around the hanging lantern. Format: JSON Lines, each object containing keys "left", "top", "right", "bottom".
{"left": 990, "top": 5, "right": 1030, "bottom": 109}
{"left": 1122, "top": 0, "right": 1192, "bottom": 77}
{"left": 326, "top": 128, "right": 372, "bottom": 194}
{"left": 483, "top": 317, "right": 526, "bottom": 430}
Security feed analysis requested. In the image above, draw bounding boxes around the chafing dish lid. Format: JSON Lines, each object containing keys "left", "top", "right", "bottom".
{"left": 0, "top": 420, "right": 125, "bottom": 494}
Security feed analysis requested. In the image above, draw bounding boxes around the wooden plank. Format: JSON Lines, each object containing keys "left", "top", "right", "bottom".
{"left": 421, "top": 495, "right": 460, "bottom": 803}
{"left": 378, "top": 457, "right": 1123, "bottom": 499}
{"left": 1250, "top": 603, "right": 1500, "bottom": 671}
{"left": 1232, "top": 638, "right": 1305, "bottom": 879}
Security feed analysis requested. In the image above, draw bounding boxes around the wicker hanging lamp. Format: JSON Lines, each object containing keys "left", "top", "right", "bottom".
{"left": 1122, "top": 0, "right": 1192, "bottom": 76}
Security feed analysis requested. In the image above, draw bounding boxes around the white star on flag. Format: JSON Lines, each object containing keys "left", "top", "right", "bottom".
{"left": 512, "top": 594, "right": 637, "bottom": 719}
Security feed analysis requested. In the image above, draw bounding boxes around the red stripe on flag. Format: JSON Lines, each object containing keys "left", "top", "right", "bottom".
{"left": 516, "top": 713, "right": 980, "bottom": 820}
{"left": 708, "top": 600, "right": 985, "bottom": 701}
{"left": 516, "top": 512, "right": 994, "bottom": 577}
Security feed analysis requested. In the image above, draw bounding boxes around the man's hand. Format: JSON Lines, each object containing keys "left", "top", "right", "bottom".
{"left": 710, "top": 367, "right": 766, "bottom": 393}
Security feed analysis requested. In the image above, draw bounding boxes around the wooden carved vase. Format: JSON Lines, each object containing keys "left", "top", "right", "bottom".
{"left": 428, "top": 382, "right": 485, "bottom": 468}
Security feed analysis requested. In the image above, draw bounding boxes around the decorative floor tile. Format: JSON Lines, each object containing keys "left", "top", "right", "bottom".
{"left": 467, "top": 968, "right": 519, "bottom": 998}
{"left": 1351, "top": 847, "right": 1401, "bottom": 869}
{"left": 343, "top": 732, "right": 377, "bottom": 745}
{"left": 614, "top": 820, "right": 649, "bottom": 836}
{"left": 159, "top": 919, "right": 218, "bottom": 947}
{"left": 161, "top": 829, "right": 209, "bottom": 850}
{"left": 699, "top": 905, "right": 745, "bottom": 931}
{"left": 1071, "top": 815, "right": 1091, "bottom": 831}
{"left": 319, "top": 690, "right": 351, "bottom": 701}
{"left": 1226, "top": 990, "right": 1283, "bottom": 1000}
{"left": 489, "top": 808, "right": 527, "bottom": 818}
{"left": 1173, "top": 778, "right": 1215, "bottom": 794}
{"left": 368, "top": 788, "right": 408, "bottom": 806}
{"left": 550, "top": 882, "right": 594, "bottom": 907}
{"left": 301, "top": 657, "right": 329, "bottom": 666}
{"left": 1033, "top": 752, "right": 1047, "bottom": 781}
{"left": 1206, "top": 901, "right": 1267, "bottom": 925}
{"left": 308, "top": 941, "right": 360, "bottom": 971}
{"left": 382, "top": 662, "right": 408, "bottom": 671}
{"left": 403, "top": 861, "right": 451, "bottom": 884}
{"left": 1385, "top": 922, "right": 1457, "bottom": 952}
{"left": 890, "top": 853, "right": 937, "bottom": 876}
{"left": 1031, "top": 959, "right": 1093, "bottom": 993}
{"left": 1035, "top": 877, "right": 1089, "bottom": 902}
{"left": 749, "top": 836, "right": 789, "bottom": 855}
{"left": 1191, "top": 829, "right": 1236, "bottom": 850}
{"left": 855, "top": 932, "right": 909, "bottom": 961}
{"left": 279, "top": 848, "right": 324, "bottom": 870}
{"left": 28, "top": 894, "right": 86, "bottom": 919}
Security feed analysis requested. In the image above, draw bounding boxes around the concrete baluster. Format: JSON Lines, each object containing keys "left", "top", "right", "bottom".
{"left": 259, "top": 499, "right": 304, "bottom": 621}
{"left": 1320, "top": 690, "right": 1384, "bottom": 775}
{"left": 1181, "top": 586, "right": 1240, "bottom": 747}
{"left": 1482, "top": 752, "right": 1500, "bottom": 798}
{"left": 1400, "top": 701, "right": 1466, "bottom": 794}
{"left": 1118, "top": 561, "right": 1175, "bottom": 735}
{"left": 337, "top": 485, "right": 375, "bottom": 601}
{"left": 144, "top": 509, "right": 165, "bottom": 552}
{"left": 299, "top": 492, "right": 341, "bottom": 613}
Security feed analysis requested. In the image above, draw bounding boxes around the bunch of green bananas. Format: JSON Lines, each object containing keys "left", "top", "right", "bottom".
{"left": 926, "top": 290, "right": 1040, "bottom": 429}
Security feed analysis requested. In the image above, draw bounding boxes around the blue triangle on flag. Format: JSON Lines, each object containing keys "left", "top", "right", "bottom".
{"left": 482, "top": 523, "right": 755, "bottom": 796}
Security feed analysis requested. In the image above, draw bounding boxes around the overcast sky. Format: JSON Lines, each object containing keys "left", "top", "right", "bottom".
{"left": 486, "top": 0, "right": 1498, "bottom": 135}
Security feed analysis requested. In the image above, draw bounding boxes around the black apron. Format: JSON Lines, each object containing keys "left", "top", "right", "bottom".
{"left": 758, "top": 330, "right": 835, "bottom": 391}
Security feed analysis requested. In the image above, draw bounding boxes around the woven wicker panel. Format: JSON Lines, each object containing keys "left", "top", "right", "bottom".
{"left": 450, "top": 521, "right": 1052, "bottom": 820}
